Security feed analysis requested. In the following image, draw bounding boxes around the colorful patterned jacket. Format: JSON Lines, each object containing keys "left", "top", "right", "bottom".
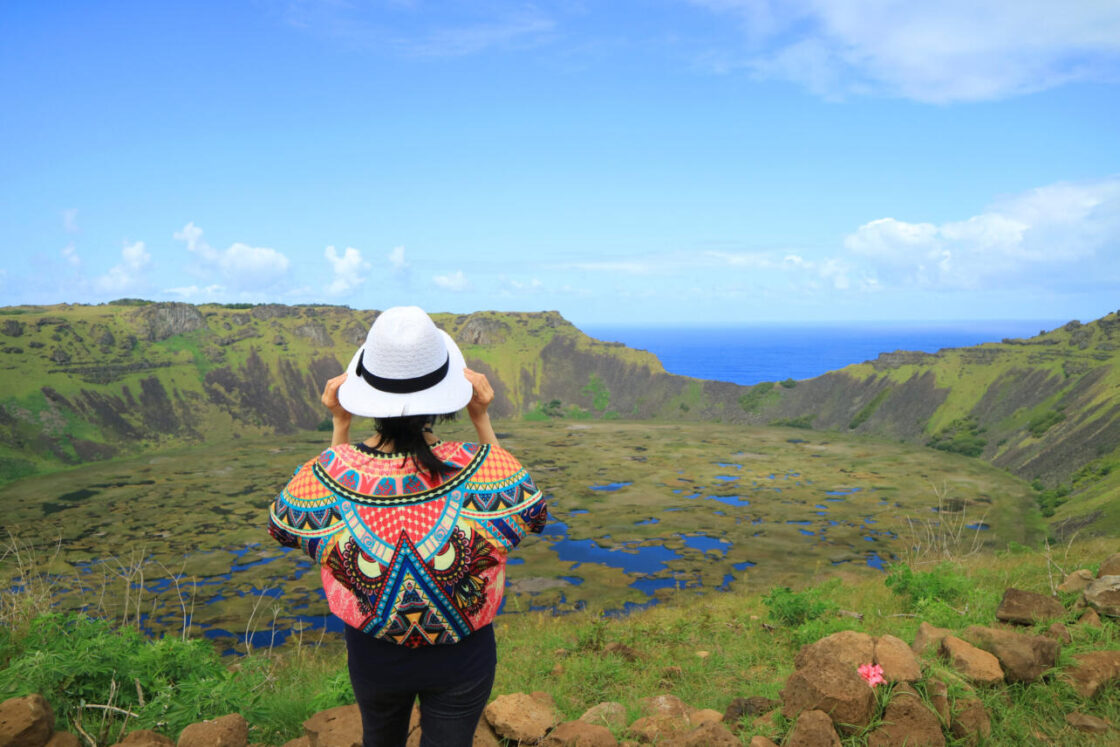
{"left": 268, "top": 441, "right": 546, "bottom": 647}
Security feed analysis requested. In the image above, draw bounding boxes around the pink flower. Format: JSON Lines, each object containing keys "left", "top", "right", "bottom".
{"left": 858, "top": 663, "right": 886, "bottom": 687}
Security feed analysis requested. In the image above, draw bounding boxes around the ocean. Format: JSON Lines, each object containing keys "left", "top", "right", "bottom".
{"left": 579, "top": 321, "right": 1064, "bottom": 386}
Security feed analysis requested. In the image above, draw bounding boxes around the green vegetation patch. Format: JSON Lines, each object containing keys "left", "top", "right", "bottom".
{"left": 849, "top": 388, "right": 890, "bottom": 429}
{"left": 1026, "top": 408, "right": 1065, "bottom": 438}
{"left": 738, "top": 381, "right": 779, "bottom": 413}
{"left": 927, "top": 415, "right": 987, "bottom": 457}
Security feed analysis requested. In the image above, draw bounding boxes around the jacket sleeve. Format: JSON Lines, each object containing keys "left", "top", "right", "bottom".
{"left": 459, "top": 445, "right": 547, "bottom": 551}
{"left": 267, "top": 454, "right": 345, "bottom": 562}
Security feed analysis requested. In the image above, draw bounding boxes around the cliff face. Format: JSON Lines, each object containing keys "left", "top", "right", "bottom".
{"left": 2, "top": 302, "right": 1118, "bottom": 534}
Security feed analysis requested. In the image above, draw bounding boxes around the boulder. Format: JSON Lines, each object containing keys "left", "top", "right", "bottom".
{"left": 540, "top": 721, "right": 618, "bottom": 747}
{"left": 580, "top": 703, "right": 627, "bottom": 731}
{"left": 1057, "top": 569, "right": 1094, "bottom": 593}
{"left": 866, "top": 684, "right": 945, "bottom": 746}
{"left": 688, "top": 710, "right": 722, "bottom": 727}
{"left": 1083, "top": 576, "right": 1120, "bottom": 617}
{"left": 963, "top": 625, "right": 1060, "bottom": 683}
{"left": 793, "top": 630, "right": 875, "bottom": 671}
{"left": 748, "top": 739, "right": 779, "bottom": 747}
{"left": 662, "top": 722, "right": 738, "bottom": 747}
{"left": 1064, "top": 712, "right": 1112, "bottom": 734}
{"left": 1079, "top": 608, "right": 1103, "bottom": 628}
{"left": 302, "top": 704, "right": 362, "bottom": 747}
{"left": 780, "top": 656, "right": 876, "bottom": 734}
{"left": 911, "top": 622, "right": 952, "bottom": 655}
{"left": 280, "top": 739, "right": 311, "bottom": 747}
{"left": 626, "top": 715, "right": 691, "bottom": 743}
{"left": 1062, "top": 650, "right": 1120, "bottom": 698}
{"left": 1046, "top": 622, "right": 1072, "bottom": 644}
{"left": 485, "top": 693, "right": 560, "bottom": 744}
{"left": 940, "top": 636, "right": 1004, "bottom": 685}
{"left": 44, "top": 735, "right": 80, "bottom": 747}
{"left": 0, "top": 694, "right": 54, "bottom": 747}
{"left": 949, "top": 699, "right": 990, "bottom": 746}
{"left": 177, "top": 714, "right": 249, "bottom": 747}
{"left": 112, "top": 731, "right": 174, "bottom": 747}
{"left": 926, "top": 679, "right": 949, "bottom": 724}
{"left": 722, "top": 696, "right": 779, "bottom": 728}
{"left": 1098, "top": 553, "right": 1120, "bottom": 578}
{"left": 874, "top": 634, "right": 921, "bottom": 682}
{"left": 638, "top": 695, "right": 692, "bottom": 720}
{"left": 785, "top": 709, "right": 842, "bottom": 747}
{"left": 995, "top": 588, "right": 1065, "bottom": 625}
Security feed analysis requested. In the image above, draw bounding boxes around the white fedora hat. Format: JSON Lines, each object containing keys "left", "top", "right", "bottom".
{"left": 337, "top": 306, "right": 471, "bottom": 418}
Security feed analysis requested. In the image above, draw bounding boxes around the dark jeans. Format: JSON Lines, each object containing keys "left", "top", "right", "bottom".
{"left": 348, "top": 665, "right": 496, "bottom": 747}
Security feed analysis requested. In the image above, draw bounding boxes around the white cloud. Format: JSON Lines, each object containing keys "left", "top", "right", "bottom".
{"left": 165, "top": 284, "right": 226, "bottom": 299}
{"left": 97, "top": 241, "right": 151, "bottom": 292}
{"left": 62, "top": 209, "right": 79, "bottom": 234}
{"left": 843, "top": 178, "right": 1120, "bottom": 288}
{"left": 433, "top": 270, "right": 469, "bottom": 291}
{"left": 561, "top": 260, "right": 660, "bottom": 275}
{"left": 388, "top": 245, "right": 408, "bottom": 270}
{"left": 510, "top": 277, "right": 543, "bottom": 291}
{"left": 325, "top": 245, "right": 370, "bottom": 295}
{"left": 61, "top": 244, "right": 80, "bottom": 267}
{"left": 691, "top": 0, "right": 1120, "bottom": 102}
{"left": 173, "top": 222, "right": 290, "bottom": 290}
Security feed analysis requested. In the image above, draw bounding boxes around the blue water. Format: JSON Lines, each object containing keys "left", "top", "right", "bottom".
{"left": 582, "top": 321, "right": 1062, "bottom": 385}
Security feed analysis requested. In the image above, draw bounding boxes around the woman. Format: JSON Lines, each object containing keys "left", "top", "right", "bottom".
{"left": 268, "top": 306, "right": 547, "bottom": 746}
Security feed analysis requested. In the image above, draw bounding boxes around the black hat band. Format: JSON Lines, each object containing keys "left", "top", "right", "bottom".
{"left": 356, "top": 350, "right": 450, "bottom": 394}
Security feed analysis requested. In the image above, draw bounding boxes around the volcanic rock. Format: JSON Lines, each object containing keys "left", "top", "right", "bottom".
{"left": 580, "top": 703, "right": 627, "bottom": 731}
{"left": 1063, "top": 650, "right": 1120, "bottom": 698}
{"left": 963, "top": 625, "right": 1060, "bottom": 683}
{"left": 866, "top": 684, "right": 945, "bottom": 746}
{"left": 995, "top": 588, "right": 1065, "bottom": 624}
{"left": 785, "top": 710, "right": 842, "bottom": 747}
{"left": 793, "top": 630, "right": 875, "bottom": 671}
{"left": 540, "top": 721, "right": 618, "bottom": 747}
{"left": 177, "top": 714, "right": 248, "bottom": 747}
{"left": 1057, "top": 569, "right": 1094, "bottom": 593}
{"left": 1084, "top": 575, "right": 1120, "bottom": 617}
{"left": 112, "top": 730, "right": 174, "bottom": 746}
{"left": 780, "top": 656, "right": 876, "bottom": 733}
{"left": 0, "top": 694, "right": 54, "bottom": 747}
{"left": 874, "top": 634, "right": 922, "bottom": 682}
{"left": 949, "top": 699, "right": 991, "bottom": 746}
{"left": 485, "top": 693, "right": 560, "bottom": 744}
{"left": 911, "top": 622, "right": 952, "bottom": 655}
{"left": 940, "top": 636, "right": 1003, "bottom": 684}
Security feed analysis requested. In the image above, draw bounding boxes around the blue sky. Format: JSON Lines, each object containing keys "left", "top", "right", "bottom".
{"left": 2, "top": 1, "right": 1119, "bottom": 325}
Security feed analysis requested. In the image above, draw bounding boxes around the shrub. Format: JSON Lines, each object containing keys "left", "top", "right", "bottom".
{"left": 1027, "top": 409, "right": 1064, "bottom": 438}
{"left": 739, "top": 382, "right": 778, "bottom": 413}
{"left": 885, "top": 563, "right": 969, "bottom": 606}
{"left": 780, "top": 378, "right": 797, "bottom": 389}
{"left": 763, "top": 586, "right": 832, "bottom": 627}
{"left": 926, "top": 417, "right": 987, "bottom": 457}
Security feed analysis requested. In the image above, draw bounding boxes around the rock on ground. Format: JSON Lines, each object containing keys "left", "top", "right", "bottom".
{"left": 302, "top": 704, "right": 362, "bottom": 747}
{"left": 780, "top": 656, "right": 876, "bottom": 734}
{"left": 793, "top": 630, "right": 875, "bottom": 671}
{"left": 722, "top": 697, "right": 779, "bottom": 729}
{"left": 785, "top": 710, "right": 842, "bottom": 747}
{"left": 874, "top": 634, "right": 922, "bottom": 682}
{"left": 866, "top": 685, "right": 945, "bottom": 747}
{"left": 1065, "top": 712, "right": 1112, "bottom": 734}
{"left": 941, "top": 636, "right": 1004, "bottom": 685}
{"left": 995, "top": 588, "right": 1065, "bottom": 625}
{"left": 1083, "top": 576, "right": 1120, "bottom": 617}
{"left": 926, "top": 679, "right": 950, "bottom": 724}
{"left": 963, "top": 625, "right": 1060, "bottom": 683}
{"left": 911, "top": 622, "right": 952, "bottom": 655}
{"left": 44, "top": 735, "right": 80, "bottom": 747}
{"left": 1098, "top": 553, "right": 1120, "bottom": 577}
{"left": 662, "top": 722, "right": 739, "bottom": 747}
{"left": 0, "top": 694, "right": 54, "bottom": 747}
{"left": 749, "top": 738, "right": 779, "bottom": 747}
{"left": 580, "top": 703, "right": 627, "bottom": 731}
{"left": 484, "top": 693, "right": 560, "bottom": 744}
{"left": 949, "top": 699, "right": 991, "bottom": 746}
{"left": 111, "top": 730, "right": 174, "bottom": 747}
{"left": 626, "top": 715, "right": 691, "bottom": 744}
{"left": 1057, "top": 569, "right": 1095, "bottom": 593}
{"left": 638, "top": 695, "right": 692, "bottom": 720}
{"left": 1062, "top": 650, "right": 1120, "bottom": 698}
{"left": 177, "top": 714, "right": 249, "bottom": 747}
{"left": 540, "top": 720, "right": 618, "bottom": 747}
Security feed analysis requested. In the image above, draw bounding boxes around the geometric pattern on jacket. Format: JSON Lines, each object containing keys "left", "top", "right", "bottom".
{"left": 269, "top": 440, "right": 546, "bottom": 647}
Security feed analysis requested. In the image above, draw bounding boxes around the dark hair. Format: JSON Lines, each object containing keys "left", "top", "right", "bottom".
{"left": 372, "top": 413, "right": 458, "bottom": 477}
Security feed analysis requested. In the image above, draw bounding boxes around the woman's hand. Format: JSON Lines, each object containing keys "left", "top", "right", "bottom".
{"left": 464, "top": 368, "right": 499, "bottom": 446}
{"left": 322, "top": 374, "right": 352, "bottom": 447}
{"left": 321, "top": 373, "right": 351, "bottom": 421}
{"left": 464, "top": 368, "right": 493, "bottom": 420}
